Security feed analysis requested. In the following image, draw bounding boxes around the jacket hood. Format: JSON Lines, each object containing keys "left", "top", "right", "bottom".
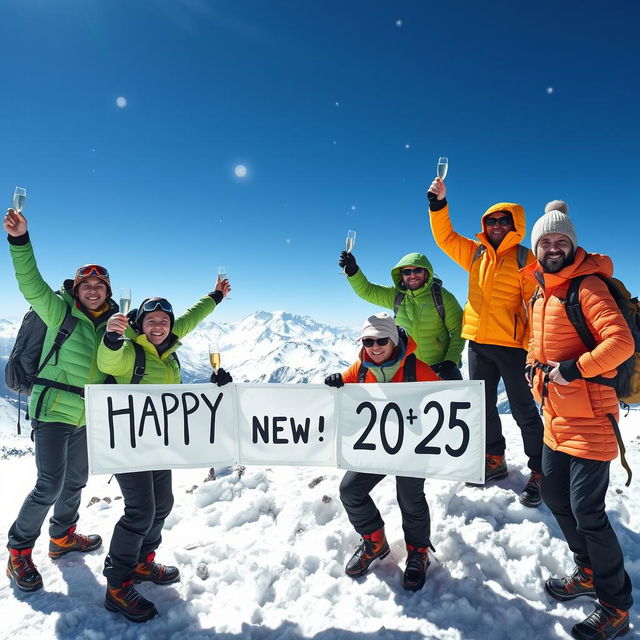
{"left": 477, "top": 202, "right": 526, "bottom": 252}
{"left": 523, "top": 247, "right": 614, "bottom": 292}
{"left": 391, "top": 253, "right": 435, "bottom": 290}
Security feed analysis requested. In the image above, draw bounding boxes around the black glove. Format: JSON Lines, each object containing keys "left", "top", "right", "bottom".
{"left": 338, "top": 251, "right": 358, "bottom": 277}
{"left": 432, "top": 360, "right": 462, "bottom": 381}
{"left": 103, "top": 331, "right": 124, "bottom": 350}
{"left": 324, "top": 373, "right": 344, "bottom": 388}
{"left": 211, "top": 367, "right": 233, "bottom": 386}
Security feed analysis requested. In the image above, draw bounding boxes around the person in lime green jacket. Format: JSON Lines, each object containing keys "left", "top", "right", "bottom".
{"left": 97, "top": 285, "right": 230, "bottom": 623}
{"left": 339, "top": 251, "right": 465, "bottom": 379}
{"left": 4, "top": 208, "right": 117, "bottom": 593}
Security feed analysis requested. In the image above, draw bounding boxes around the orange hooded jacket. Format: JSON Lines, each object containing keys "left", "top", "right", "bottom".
{"left": 429, "top": 202, "right": 537, "bottom": 348}
{"left": 343, "top": 335, "right": 439, "bottom": 383}
{"left": 523, "top": 249, "right": 634, "bottom": 461}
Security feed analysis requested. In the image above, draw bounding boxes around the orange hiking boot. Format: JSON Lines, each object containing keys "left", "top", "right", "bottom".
{"left": 403, "top": 544, "right": 430, "bottom": 591}
{"left": 105, "top": 580, "right": 158, "bottom": 623}
{"left": 345, "top": 527, "right": 390, "bottom": 578}
{"left": 545, "top": 566, "right": 597, "bottom": 601}
{"left": 49, "top": 525, "right": 102, "bottom": 559}
{"left": 484, "top": 454, "right": 508, "bottom": 482}
{"left": 571, "top": 601, "right": 629, "bottom": 639}
{"left": 6, "top": 547, "right": 43, "bottom": 592}
{"left": 133, "top": 552, "right": 180, "bottom": 585}
{"left": 519, "top": 471, "right": 542, "bottom": 508}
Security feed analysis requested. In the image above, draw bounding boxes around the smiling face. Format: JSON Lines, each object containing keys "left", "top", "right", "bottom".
{"left": 536, "top": 233, "right": 574, "bottom": 273}
{"left": 142, "top": 311, "right": 172, "bottom": 345}
{"left": 484, "top": 212, "right": 515, "bottom": 248}
{"left": 75, "top": 277, "right": 108, "bottom": 310}
{"left": 401, "top": 266, "right": 427, "bottom": 291}
{"left": 362, "top": 337, "right": 395, "bottom": 365}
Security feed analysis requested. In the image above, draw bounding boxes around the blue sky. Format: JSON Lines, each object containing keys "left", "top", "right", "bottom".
{"left": 1, "top": 0, "right": 639, "bottom": 327}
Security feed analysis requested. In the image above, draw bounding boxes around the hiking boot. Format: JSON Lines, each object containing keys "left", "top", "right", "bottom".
{"left": 403, "top": 544, "right": 430, "bottom": 591}
{"left": 571, "top": 602, "right": 630, "bottom": 640}
{"left": 345, "top": 527, "right": 390, "bottom": 578}
{"left": 133, "top": 551, "right": 180, "bottom": 585}
{"left": 519, "top": 471, "right": 542, "bottom": 508}
{"left": 545, "top": 566, "right": 597, "bottom": 601}
{"left": 6, "top": 548, "right": 43, "bottom": 592}
{"left": 49, "top": 525, "right": 102, "bottom": 558}
{"left": 105, "top": 580, "right": 158, "bottom": 623}
{"left": 466, "top": 454, "right": 508, "bottom": 486}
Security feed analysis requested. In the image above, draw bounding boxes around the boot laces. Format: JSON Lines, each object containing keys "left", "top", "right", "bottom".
{"left": 584, "top": 603, "right": 621, "bottom": 630}
{"left": 406, "top": 551, "right": 426, "bottom": 572}
{"left": 564, "top": 566, "right": 591, "bottom": 587}
{"left": 15, "top": 554, "right": 37, "bottom": 576}
{"left": 121, "top": 583, "right": 146, "bottom": 606}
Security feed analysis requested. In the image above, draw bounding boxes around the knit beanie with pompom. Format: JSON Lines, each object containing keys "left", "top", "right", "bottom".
{"left": 530, "top": 200, "right": 577, "bottom": 253}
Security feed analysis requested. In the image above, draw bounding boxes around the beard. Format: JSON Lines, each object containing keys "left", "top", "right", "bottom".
{"left": 541, "top": 251, "right": 573, "bottom": 273}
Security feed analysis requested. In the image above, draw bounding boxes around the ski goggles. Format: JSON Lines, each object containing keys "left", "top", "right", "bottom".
{"left": 400, "top": 267, "right": 425, "bottom": 276}
{"left": 140, "top": 299, "right": 173, "bottom": 314}
{"left": 362, "top": 337, "right": 390, "bottom": 347}
{"left": 485, "top": 215, "right": 512, "bottom": 227}
{"left": 75, "top": 264, "right": 110, "bottom": 279}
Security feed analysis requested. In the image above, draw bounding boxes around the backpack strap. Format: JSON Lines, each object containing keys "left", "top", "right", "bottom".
{"left": 393, "top": 292, "right": 405, "bottom": 319}
{"left": 431, "top": 278, "right": 446, "bottom": 321}
{"left": 34, "top": 307, "right": 79, "bottom": 380}
{"left": 472, "top": 244, "right": 485, "bottom": 263}
{"left": 130, "top": 342, "right": 146, "bottom": 384}
{"left": 516, "top": 245, "right": 528, "bottom": 269}
{"left": 403, "top": 353, "right": 417, "bottom": 382}
{"left": 357, "top": 362, "right": 367, "bottom": 383}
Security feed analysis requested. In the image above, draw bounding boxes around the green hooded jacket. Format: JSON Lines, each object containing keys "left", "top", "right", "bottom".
{"left": 8, "top": 238, "right": 118, "bottom": 426}
{"left": 97, "top": 295, "right": 217, "bottom": 384}
{"left": 347, "top": 252, "right": 465, "bottom": 365}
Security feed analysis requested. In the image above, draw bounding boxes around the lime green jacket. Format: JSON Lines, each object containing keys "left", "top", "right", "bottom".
{"left": 97, "top": 295, "right": 217, "bottom": 384}
{"left": 347, "top": 252, "right": 465, "bottom": 365}
{"left": 8, "top": 238, "right": 117, "bottom": 426}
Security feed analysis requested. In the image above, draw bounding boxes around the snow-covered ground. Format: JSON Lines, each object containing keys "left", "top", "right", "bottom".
{"left": 0, "top": 407, "right": 638, "bottom": 640}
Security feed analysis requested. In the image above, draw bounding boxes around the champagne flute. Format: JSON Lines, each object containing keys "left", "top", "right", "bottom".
{"left": 118, "top": 288, "right": 132, "bottom": 341}
{"left": 209, "top": 341, "right": 221, "bottom": 373}
{"left": 13, "top": 186, "right": 26, "bottom": 213}
{"left": 218, "top": 266, "right": 230, "bottom": 300}
{"left": 341, "top": 230, "right": 357, "bottom": 275}
{"left": 437, "top": 157, "right": 448, "bottom": 180}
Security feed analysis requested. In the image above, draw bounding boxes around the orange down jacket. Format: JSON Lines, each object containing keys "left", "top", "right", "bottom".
{"left": 429, "top": 202, "right": 537, "bottom": 348}
{"left": 343, "top": 335, "right": 439, "bottom": 383}
{"left": 523, "top": 249, "right": 634, "bottom": 461}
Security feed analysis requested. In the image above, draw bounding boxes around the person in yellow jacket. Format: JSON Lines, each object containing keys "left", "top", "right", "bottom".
{"left": 427, "top": 177, "right": 543, "bottom": 508}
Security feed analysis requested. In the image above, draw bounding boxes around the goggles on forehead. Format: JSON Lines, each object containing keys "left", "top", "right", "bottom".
{"left": 362, "top": 337, "right": 390, "bottom": 347}
{"left": 485, "top": 215, "right": 512, "bottom": 227}
{"left": 75, "top": 264, "right": 109, "bottom": 279}
{"left": 141, "top": 299, "right": 173, "bottom": 314}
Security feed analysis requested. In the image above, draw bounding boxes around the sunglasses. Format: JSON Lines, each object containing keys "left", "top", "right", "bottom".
{"left": 362, "top": 337, "right": 390, "bottom": 347}
{"left": 401, "top": 268, "right": 425, "bottom": 276}
{"left": 485, "top": 216, "right": 512, "bottom": 227}
{"left": 141, "top": 299, "right": 173, "bottom": 314}
{"left": 75, "top": 264, "right": 109, "bottom": 278}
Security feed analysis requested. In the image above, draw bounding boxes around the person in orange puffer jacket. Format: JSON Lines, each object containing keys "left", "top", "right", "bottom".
{"left": 324, "top": 312, "right": 439, "bottom": 592}
{"left": 427, "top": 177, "right": 544, "bottom": 507}
{"left": 524, "top": 200, "right": 633, "bottom": 640}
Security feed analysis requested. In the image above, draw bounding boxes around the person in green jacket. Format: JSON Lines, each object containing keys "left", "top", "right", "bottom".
{"left": 97, "top": 285, "right": 231, "bottom": 622}
{"left": 339, "top": 251, "right": 465, "bottom": 379}
{"left": 4, "top": 208, "right": 117, "bottom": 593}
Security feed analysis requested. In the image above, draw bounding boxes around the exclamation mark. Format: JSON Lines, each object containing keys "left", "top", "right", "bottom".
{"left": 318, "top": 416, "right": 325, "bottom": 442}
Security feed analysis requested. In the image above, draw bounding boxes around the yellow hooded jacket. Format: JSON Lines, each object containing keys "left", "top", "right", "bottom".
{"left": 429, "top": 202, "right": 537, "bottom": 348}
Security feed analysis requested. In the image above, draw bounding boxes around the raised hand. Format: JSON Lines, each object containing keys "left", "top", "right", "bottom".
{"left": 3, "top": 209, "right": 28, "bottom": 237}
{"left": 427, "top": 177, "right": 446, "bottom": 201}
{"left": 338, "top": 251, "right": 358, "bottom": 276}
{"left": 215, "top": 275, "right": 231, "bottom": 299}
{"left": 106, "top": 313, "right": 129, "bottom": 335}
{"left": 211, "top": 367, "right": 233, "bottom": 386}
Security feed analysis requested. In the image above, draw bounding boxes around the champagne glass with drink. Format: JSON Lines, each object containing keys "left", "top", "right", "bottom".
{"left": 118, "top": 288, "right": 132, "bottom": 340}
{"left": 437, "top": 157, "right": 448, "bottom": 180}
{"left": 13, "top": 186, "right": 26, "bottom": 213}
{"left": 341, "top": 230, "right": 357, "bottom": 275}
{"left": 209, "top": 341, "right": 221, "bottom": 373}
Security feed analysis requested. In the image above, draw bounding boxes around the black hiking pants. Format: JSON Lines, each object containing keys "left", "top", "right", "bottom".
{"left": 339, "top": 471, "right": 429, "bottom": 547}
{"left": 468, "top": 341, "right": 543, "bottom": 471}
{"left": 103, "top": 470, "right": 174, "bottom": 586}
{"left": 541, "top": 445, "right": 633, "bottom": 611}
{"left": 7, "top": 420, "right": 89, "bottom": 549}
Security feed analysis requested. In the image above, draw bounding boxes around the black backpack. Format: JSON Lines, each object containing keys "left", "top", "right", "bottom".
{"left": 128, "top": 341, "right": 181, "bottom": 385}
{"left": 5, "top": 306, "right": 79, "bottom": 434}
{"left": 393, "top": 278, "right": 445, "bottom": 321}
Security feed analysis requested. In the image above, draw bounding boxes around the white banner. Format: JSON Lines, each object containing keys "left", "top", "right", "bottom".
{"left": 85, "top": 383, "right": 237, "bottom": 474}
{"left": 236, "top": 384, "right": 336, "bottom": 467}
{"left": 337, "top": 381, "right": 485, "bottom": 484}
{"left": 85, "top": 381, "right": 485, "bottom": 483}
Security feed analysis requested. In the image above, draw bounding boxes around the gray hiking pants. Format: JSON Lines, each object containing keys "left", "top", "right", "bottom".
{"left": 7, "top": 420, "right": 89, "bottom": 549}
